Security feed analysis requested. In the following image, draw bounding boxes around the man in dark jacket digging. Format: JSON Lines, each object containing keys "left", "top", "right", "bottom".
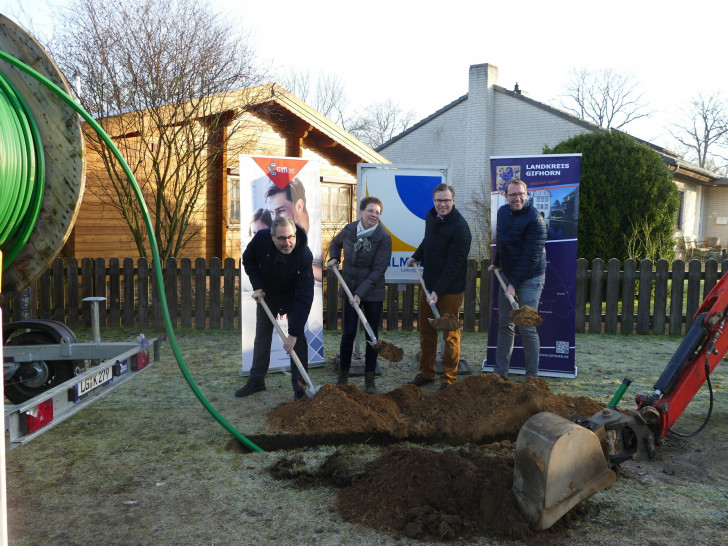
{"left": 406, "top": 183, "right": 472, "bottom": 390}
{"left": 488, "top": 179, "right": 547, "bottom": 378}
{"left": 236, "top": 216, "right": 314, "bottom": 400}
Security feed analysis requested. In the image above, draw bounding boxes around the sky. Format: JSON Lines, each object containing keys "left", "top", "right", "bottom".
{"left": 3, "top": 0, "right": 728, "bottom": 157}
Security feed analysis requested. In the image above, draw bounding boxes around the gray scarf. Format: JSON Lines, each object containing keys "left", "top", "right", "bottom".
{"left": 353, "top": 221, "right": 377, "bottom": 253}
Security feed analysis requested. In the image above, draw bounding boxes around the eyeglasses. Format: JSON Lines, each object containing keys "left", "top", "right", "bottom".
{"left": 507, "top": 192, "right": 526, "bottom": 198}
{"left": 434, "top": 199, "right": 453, "bottom": 204}
{"left": 274, "top": 234, "right": 296, "bottom": 242}
{"left": 363, "top": 209, "right": 381, "bottom": 215}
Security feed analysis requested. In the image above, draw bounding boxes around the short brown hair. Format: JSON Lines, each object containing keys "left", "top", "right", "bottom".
{"left": 432, "top": 183, "right": 455, "bottom": 198}
{"left": 360, "top": 196, "right": 383, "bottom": 212}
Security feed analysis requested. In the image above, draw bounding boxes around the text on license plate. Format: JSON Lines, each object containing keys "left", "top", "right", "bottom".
{"left": 76, "top": 367, "right": 113, "bottom": 397}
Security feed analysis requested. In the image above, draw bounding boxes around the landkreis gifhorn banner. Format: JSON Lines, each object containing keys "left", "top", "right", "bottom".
{"left": 484, "top": 154, "right": 582, "bottom": 378}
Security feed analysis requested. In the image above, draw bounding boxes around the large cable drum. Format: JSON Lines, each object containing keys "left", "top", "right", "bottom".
{"left": 0, "top": 14, "right": 85, "bottom": 303}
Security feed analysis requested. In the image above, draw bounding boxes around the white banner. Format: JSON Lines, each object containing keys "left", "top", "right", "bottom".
{"left": 239, "top": 155, "right": 324, "bottom": 376}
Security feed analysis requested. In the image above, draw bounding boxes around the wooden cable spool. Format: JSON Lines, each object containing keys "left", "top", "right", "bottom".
{"left": 0, "top": 14, "right": 85, "bottom": 303}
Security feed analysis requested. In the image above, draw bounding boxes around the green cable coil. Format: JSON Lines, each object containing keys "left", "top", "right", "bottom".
{"left": 0, "top": 48, "right": 263, "bottom": 452}
{"left": 0, "top": 71, "right": 45, "bottom": 269}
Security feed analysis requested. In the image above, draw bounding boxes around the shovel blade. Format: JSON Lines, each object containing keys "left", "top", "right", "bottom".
{"left": 513, "top": 412, "right": 616, "bottom": 530}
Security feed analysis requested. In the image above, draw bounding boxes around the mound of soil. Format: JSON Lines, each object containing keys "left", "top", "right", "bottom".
{"left": 267, "top": 374, "right": 603, "bottom": 445}
{"left": 265, "top": 375, "right": 604, "bottom": 542}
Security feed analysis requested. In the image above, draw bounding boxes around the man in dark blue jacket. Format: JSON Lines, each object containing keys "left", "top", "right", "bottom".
{"left": 488, "top": 179, "right": 547, "bottom": 378}
{"left": 237, "top": 217, "right": 314, "bottom": 400}
{"left": 406, "top": 183, "right": 472, "bottom": 389}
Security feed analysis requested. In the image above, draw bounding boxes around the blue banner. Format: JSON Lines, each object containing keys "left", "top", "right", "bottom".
{"left": 484, "top": 154, "right": 581, "bottom": 378}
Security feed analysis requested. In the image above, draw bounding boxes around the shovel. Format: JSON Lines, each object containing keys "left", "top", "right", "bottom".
{"left": 256, "top": 297, "right": 321, "bottom": 398}
{"left": 330, "top": 266, "right": 403, "bottom": 362}
{"left": 493, "top": 269, "right": 543, "bottom": 327}
{"left": 412, "top": 265, "right": 461, "bottom": 331}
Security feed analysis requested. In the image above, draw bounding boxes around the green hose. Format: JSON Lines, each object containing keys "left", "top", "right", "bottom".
{"left": 0, "top": 49, "right": 263, "bottom": 452}
{"left": 0, "top": 71, "right": 45, "bottom": 268}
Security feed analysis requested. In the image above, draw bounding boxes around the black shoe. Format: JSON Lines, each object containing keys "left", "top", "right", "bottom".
{"left": 439, "top": 382, "right": 451, "bottom": 391}
{"left": 294, "top": 390, "right": 307, "bottom": 401}
{"left": 407, "top": 373, "right": 435, "bottom": 387}
{"left": 235, "top": 381, "right": 266, "bottom": 397}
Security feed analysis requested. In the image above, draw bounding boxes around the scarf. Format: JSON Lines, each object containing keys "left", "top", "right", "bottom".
{"left": 353, "top": 221, "right": 377, "bottom": 253}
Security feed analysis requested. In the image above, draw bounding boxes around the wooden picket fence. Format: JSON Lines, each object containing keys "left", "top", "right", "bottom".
{"left": 2, "top": 256, "right": 728, "bottom": 335}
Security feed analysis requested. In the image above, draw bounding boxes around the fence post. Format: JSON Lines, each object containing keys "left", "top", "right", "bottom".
{"left": 386, "top": 284, "right": 399, "bottom": 331}
{"left": 621, "top": 259, "right": 636, "bottom": 334}
{"left": 81, "top": 258, "right": 93, "bottom": 327}
{"left": 94, "top": 257, "right": 107, "bottom": 327}
{"left": 209, "top": 257, "right": 221, "bottom": 328}
{"left": 653, "top": 259, "right": 669, "bottom": 335}
{"left": 401, "top": 284, "right": 415, "bottom": 331}
{"left": 686, "top": 260, "right": 702, "bottom": 328}
{"left": 109, "top": 258, "right": 120, "bottom": 328}
{"left": 166, "top": 257, "right": 178, "bottom": 328}
{"left": 223, "top": 257, "right": 236, "bottom": 328}
{"left": 138, "top": 258, "right": 149, "bottom": 327}
{"left": 604, "top": 258, "right": 620, "bottom": 334}
{"left": 180, "top": 258, "right": 192, "bottom": 328}
{"left": 195, "top": 258, "right": 206, "bottom": 329}
{"left": 669, "top": 259, "right": 685, "bottom": 335}
{"left": 123, "top": 258, "right": 134, "bottom": 327}
{"left": 704, "top": 259, "right": 719, "bottom": 299}
{"left": 589, "top": 258, "right": 604, "bottom": 333}
{"left": 462, "top": 259, "right": 477, "bottom": 332}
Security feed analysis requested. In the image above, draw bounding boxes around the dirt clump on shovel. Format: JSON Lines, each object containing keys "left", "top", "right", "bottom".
{"left": 510, "top": 305, "right": 543, "bottom": 327}
{"left": 267, "top": 375, "right": 600, "bottom": 542}
{"left": 372, "top": 340, "right": 404, "bottom": 362}
{"left": 431, "top": 313, "right": 462, "bottom": 331}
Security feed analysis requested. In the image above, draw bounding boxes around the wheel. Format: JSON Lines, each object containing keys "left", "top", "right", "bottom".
{"left": 4, "top": 331, "right": 81, "bottom": 404}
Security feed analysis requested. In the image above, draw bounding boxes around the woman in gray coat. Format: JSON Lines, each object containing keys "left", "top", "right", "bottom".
{"left": 327, "top": 197, "right": 392, "bottom": 393}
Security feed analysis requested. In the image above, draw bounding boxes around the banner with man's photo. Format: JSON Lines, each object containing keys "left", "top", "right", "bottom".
{"left": 483, "top": 154, "right": 581, "bottom": 378}
{"left": 238, "top": 155, "right": 324, "bottom": 376}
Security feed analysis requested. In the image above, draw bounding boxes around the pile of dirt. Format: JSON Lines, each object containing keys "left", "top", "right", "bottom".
{"left": 265, "top": 374, "right": 603, "bottom": 542}
{"left": 267, "top": 374, "right": 603, "bottom": 445}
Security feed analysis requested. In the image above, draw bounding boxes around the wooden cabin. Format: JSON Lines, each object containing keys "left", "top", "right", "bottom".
{"left": 62, "top": 85, "right": 389, "bottom": 262}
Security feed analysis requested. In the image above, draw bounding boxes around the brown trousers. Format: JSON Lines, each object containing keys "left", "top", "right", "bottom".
{"left": 418, "top": 290, "right": 463, "bottom": 384}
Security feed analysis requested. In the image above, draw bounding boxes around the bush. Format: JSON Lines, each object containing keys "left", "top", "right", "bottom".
{"left": 544, "top": 131, "right": 680, "bottom": 262}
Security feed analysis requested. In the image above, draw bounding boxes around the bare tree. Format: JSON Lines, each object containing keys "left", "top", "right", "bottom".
{"left": 281, "top": 69, "right": 349, "bottom": 125}
{"left": 669, "top": 92, "right": 728, "bottom": 170}
{"left": 51, "top": 0, "right": 267, "bottom": 260}
{"left": 349, "top": 100, "right": 417, "bottom": 149}
{"left": 561, "top": 68, "right": 650, "bottom": 130}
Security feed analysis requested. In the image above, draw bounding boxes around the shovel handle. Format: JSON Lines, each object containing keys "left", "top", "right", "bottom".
{"left": 412, "top": 264, "right": 441, "bottom": 319}
{"left": 256, "top": 297, "right": 315, "bottom": 393}
{"left": 493, "top": 269, "right": 519, "bottom": 310}
{"left": 330, "top": 267, "right": 378, "bottom": 343}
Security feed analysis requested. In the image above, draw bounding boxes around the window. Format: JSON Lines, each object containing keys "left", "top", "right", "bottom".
{"left": 321, "top": 184, "right": 352, "bottom": 224}
{"left": 228, "top": 176, "right": 240, "bottom": 223}
{"left": 676, "top": 191, "right": 685, "bottom": 230}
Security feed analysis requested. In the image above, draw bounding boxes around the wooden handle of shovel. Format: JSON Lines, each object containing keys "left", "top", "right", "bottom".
{"left": 330, "top": 266, "right": 378, "bottom": 343}
{"left": 256, "top": 297, "right": 315, "bottom": 393}
{"left": 494, "top": 269, "right": 519, "bottom": 310}
{"left": 412, "top": 264, "right": 441, "bottom": 319}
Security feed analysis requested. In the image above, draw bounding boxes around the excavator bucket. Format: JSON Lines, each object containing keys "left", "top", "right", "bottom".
{"left": 513, "top": 412, "right": 617, "bottom": 530}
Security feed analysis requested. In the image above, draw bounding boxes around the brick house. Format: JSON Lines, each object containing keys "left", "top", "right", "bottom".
{"left": 377, "top": 63, "right": 728, "bottom": 256}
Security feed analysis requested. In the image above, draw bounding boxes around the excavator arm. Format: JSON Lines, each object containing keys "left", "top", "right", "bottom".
{"left": 514, "top": 271, "right": 728, "bottom": 530}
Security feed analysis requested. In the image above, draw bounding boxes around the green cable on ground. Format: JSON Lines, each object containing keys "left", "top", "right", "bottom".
{"left": 0, "top": 49, "right": 263, "bottom": 453}
{"left": 0, "top": 71, "right": 45, "bottom": 268}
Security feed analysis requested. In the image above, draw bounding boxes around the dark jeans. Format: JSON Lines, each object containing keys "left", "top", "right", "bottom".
{"left": 250, "top": 302, "right": 309, "bottom": 395}
{"left": 338, "top": 300, "right": 383, "bottom": 373}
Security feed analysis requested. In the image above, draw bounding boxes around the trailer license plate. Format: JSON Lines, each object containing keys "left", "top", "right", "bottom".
{"left": 76, "top": 367, "right": 112, "bottom": 397}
